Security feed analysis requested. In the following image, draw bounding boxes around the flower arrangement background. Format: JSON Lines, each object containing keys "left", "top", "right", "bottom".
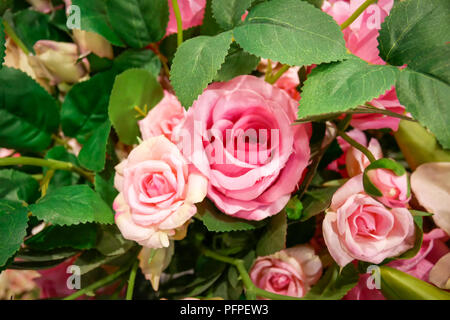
{"left": 0, "top": 0, "right": 449, "bottom": 300}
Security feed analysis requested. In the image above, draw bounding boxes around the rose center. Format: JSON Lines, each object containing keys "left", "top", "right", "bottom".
{"left": 269, "top": 273, "right": 291, "bottom": 291}
{"left": 142, "top": 173, "right": 173, "bottom": 198}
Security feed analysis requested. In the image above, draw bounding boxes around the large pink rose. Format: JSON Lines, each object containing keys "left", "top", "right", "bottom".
{"left": 250, "top": 245, "right": 322, "bottom": 298}
{"left": 114, "top": 136, "right": 208, "bottom": 248}
{"left": 166, "top": 0, "right": 206, "bottom": 35}
{"left": 177, "top": 75, "right": 311, "bottom": 221}
{"left": 138, "top": 90, "right": 185, "bottom": 141}
{"left": 323, "top": 175, "right": 415, "bottom": 266}
{"left": 322, "top": 0, "right": 405, "bottom": 131}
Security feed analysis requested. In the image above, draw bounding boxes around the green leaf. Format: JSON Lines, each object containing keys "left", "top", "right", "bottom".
{"left": 212, "top": 0, "right": 253, "bottom": 30}
{"left": 45, "top": 146, "right": 81, "bottom": 191}
{"left": 25, "top": 224, "right": 98, "bottom": 251}
{"left": 301, "top": 187, "right": 339, "bottom": 221}
{"left": 0, "top": 67, "right": 60, "bottom": 152}
{"left": 298, "top": 55, "right": 398, "bottom": 119}
{"left": 29, "top": 185, "right": 114, "bottom": 226}
{"left": 170, "top": 31, "right": 233, "bottom": 108}
{"left": 256, "top": 211, "right": 287, "bottom": 256}
{"left": 378, "top": 0, "right": 450, "bottom": 148}
{"left": 72, "top": 0, "right": 124, "bottom": 46}
{"left": 96, "top": 225, "right": 134, "bottom": 257}
{"left": 0, "top": 200, "right": 28, "bottom": 267}
{"left": 214, "top": 44, "right": 260, "bottom": 82}
{"left": 0, "top": 169, "right": 40, "bottom": 204}
{"left": 0, "top": 18, "right": 5, "bottom": 68}
{"left": 302, "top": 0, "right": 324, "bottom": 9}
{"left": 233, "top": 0, "right": 346, "bottom": 67}
{"left": 113, "top": 49, "right": 161, "bottom": 77}
{"left": 10, "top": 9, "right": 71, "bottom": 53}
{"left": 78, "top": 120, "right": 111, "bottom": 172}
{"left": 378, "top": 0, "right": 450, "bottom": 84}
{"left": 396, "top": 69, "right": 450, "bottom": 149}
{"left": 106, "top": 0, "right": 169, "bottom": 48}
{"left": 285, "top": 195, "right": 303, "bottom": 220}
{"left": 108, "top": 68, "right": 163, "bottom": 145}
{"left": 303, "top": 263, "right": 359, "bottom": 300}
{"left": 197, "top": 199, "right": 265, "bottom": 232}
{"left": 379, "top": 266, "right": 450, "bottom": 300}
{"left": 201, "top": 0, "right": 225, "bottom": 36}
{"left": 61, "top": 70, "right": 116, "bottom": 143}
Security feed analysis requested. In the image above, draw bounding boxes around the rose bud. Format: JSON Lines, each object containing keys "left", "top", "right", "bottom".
{"left": 73, "top": 29, "right": 114, "bottom": 59}
{"left": 363, "top": 158, "right": 411, "bottom": 208}
{"left": 33, "top": 40, "right": 88, "bottom": 84}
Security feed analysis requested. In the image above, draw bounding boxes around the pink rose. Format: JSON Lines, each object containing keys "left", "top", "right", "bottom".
{"left": 250, "top": 245, "right": 322, "bottom": 298}
{"left": 322, "top": 0, "right": 405, "bottom": 131}
{"left": 114, "top": 136, "right": 208, "bottom": 248}
{"left": 343, "top": 273, "right": 386, "bottom": 300}
{"left": 350, "top": 87, "right": 407, "bottom": 132}
{"left": 365, "top": 167, "right": 410, "bottom": 208}
{"left": 166, "top": 0, "right": 206, "bottom": 36}
{"left": 323, "top": 175, "right": 415, "bottom": 266}
{"left": 388, "top": 229, "right": 449, "bottom": 282}
{"left": 177, "top": 75, "right": 311, "bottom": 221}
{"left": 138, "top": 90, "right": 185, "bottom": 142}
{"left": 36, "top": 257, "right": 77, "bottom": 299}
{"left": 344, "top": 229, "right": 450, "bottom": 300}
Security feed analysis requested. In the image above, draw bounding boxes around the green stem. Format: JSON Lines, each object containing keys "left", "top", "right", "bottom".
{"left": 2, "top": 19, "right": 30, "bottom": 55}
{"left": 63, "top": 266, "right": 129, "bottom": 300}
{"left": 203, "top": 249, "right": 302, "bottom": 300}
{"left": 0, "top": 156, "right": 94, "bottom": 183}
{"left": 264, "top": 59, "right": 273, "bottom": 82}
{"left": 126, "top": 260, "right": 139, "bottom": 300}
{"left": 266, "top": 64, "right": 290, "bottom": 84}
{"left": 171, "top": 0, "right": 183, "bottom": 47}
{"left": 340, "top": 0, "right": 377, "bottom": 30}
{"left": 338, "top": 130, "right": 376, "bottom": 162}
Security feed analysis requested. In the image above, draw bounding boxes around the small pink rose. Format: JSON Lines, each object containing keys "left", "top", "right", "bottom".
{"left": 323, "top": 174, "right": 415, "bottom": 266}
{"left": 138, "top": 90, "right": 185, "bottom": 142}
{"left": 250, "top": 245, "right": 322, "bottom": 298}
{"left": 114, "top": 136, "right": 208, "bottom": 248}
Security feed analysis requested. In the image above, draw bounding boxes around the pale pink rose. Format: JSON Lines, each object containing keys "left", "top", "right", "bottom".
{"left": 344, "top": 228, "right": 450, "bottom": 300}
{"left": 327, "top": 129, "right": 382, "bottom": 177}
{"left": 114, "top": 136, "right": 208, "bottom": 248}
{"left": 323, "top": 175, "right": 415, "bottom": 266}
{"left": 138, "top": 90, "right": 185, "bottom": 142}
{"left": 250, "top": 245, "right": 322, "bottom": 298}
{"left": 177, "top": 75, "right": 311, "bottom": 221}
{"left": 166, "top": 0, "right": 206, "bottom": 36}
{"left": 322, "top": 0, "right": 405, "bottom": 131}
{"left": 366, "top": 168, "right": 410, "bottom": 208}
{"left": 0, "top": 270, "right": 39, "bottom": 299}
